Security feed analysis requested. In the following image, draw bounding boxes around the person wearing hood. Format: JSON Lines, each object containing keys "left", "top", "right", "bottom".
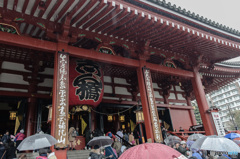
{"left": 15, "top": 129, "right": 25, "bottom": 152}
{"left": 89, "top": 145, "right": 113, "bottom": 159}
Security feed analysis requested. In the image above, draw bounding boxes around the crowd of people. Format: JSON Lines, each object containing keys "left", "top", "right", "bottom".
{"left": 0, "top": 127, "right": 236, "bottom": 159}
{"left": 0, "top": 129, "right": 57, "bottom": 159}
{"left": 87, "top": 127, "right": 235, "bottom": 159}
{"left": 89, "top": 129, "right": 136, "bottom": 159}
{"left": 0, "top": 130, "right": 25, "bottom": 159}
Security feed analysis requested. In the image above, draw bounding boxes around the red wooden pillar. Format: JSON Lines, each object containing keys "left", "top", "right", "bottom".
{"left": 25, "top": 97, "right": 36, "bottom": 137}
{"left": 25, "top": 81, "right": 38, "bottom": 137}
{"left": 51, "top": 42, "right": 68, "bottom": 159}
{"left": 137, "top": 60, "right": 154, "bottom": 142}
{"left": 186, "top": 97, "right": 197, "bottom": 126}
{"left": 91, "top": 110, "right": 96, "bottom": 131}
{"left": 191, "top": 67, "right": 215, "bottom": 135}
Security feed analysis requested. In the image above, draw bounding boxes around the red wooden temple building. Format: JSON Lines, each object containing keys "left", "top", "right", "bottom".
{"left": 0, "top": 0, "right": 240, "bottom": 158}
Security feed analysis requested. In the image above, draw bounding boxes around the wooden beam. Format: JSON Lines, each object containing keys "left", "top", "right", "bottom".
{"left": 1, "top": 69, "right": 53, "bottom": 79}
{"left": 0, "top": 32, "right": 194, "bottom": 77}
{"left": 0, "top": 82, "right": 52, "bottom": 92}
{"left": 68, "top": 46, "right": 140, "bottom": 68}
{"left": 146, "top": 62, "right": 194, "bottom": 78}
{"left": 0, "top": 31, "right": 56, "bottom": 52}
{"left": 0, "top": 90, "right": 51, "bottom": 98}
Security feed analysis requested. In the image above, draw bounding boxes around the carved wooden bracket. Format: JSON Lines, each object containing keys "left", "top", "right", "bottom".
{"left": 180, "top": 81, "right": 193, "bottom": 99}
{"left": 126, "top": 77, "right": 139, "bottom": 101}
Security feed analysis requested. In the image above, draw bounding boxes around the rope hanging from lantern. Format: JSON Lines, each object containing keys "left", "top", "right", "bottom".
{"left": 90, "top": 104, "right": 137, "bottom": 116}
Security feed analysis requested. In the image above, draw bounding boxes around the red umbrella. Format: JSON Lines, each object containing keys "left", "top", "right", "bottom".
{"left": 119, "top": 143, "right": 187, "bottom": 159}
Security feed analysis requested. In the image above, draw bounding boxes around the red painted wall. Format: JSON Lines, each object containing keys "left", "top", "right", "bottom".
{"left": 170, "top": 109, "right": 192, "bottom": 131}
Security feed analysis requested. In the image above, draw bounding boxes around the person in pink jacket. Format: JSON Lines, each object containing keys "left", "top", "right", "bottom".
{"left": 15, "top": 129, "right": 25, "bottom": 152}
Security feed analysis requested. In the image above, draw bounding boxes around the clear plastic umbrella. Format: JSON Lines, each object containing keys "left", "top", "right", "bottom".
{"left": 191, "top": 135, "right": 240, "bottom": 152}
{"left": 17, "top": 134, "right": 58, "bottom": 151}
{"left": 87, "top": 136, "right": 113, "bottom": 147}
{"left": 187, "top": 134, "right": 205, "bottom": 142}
{"left": 164, "top": 135, "right": 181, "bottom": 146}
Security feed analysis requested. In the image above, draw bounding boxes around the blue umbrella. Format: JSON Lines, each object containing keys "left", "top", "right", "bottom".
{"left": 224, "top": 133, "right": 240, "bottom": 140}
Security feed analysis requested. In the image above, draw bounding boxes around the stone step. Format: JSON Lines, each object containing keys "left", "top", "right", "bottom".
{"left": 67, "top": 150, "right": 91, "bottom": 159}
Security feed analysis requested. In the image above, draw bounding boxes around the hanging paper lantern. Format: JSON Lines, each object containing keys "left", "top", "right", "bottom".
{"left": 108, "top": 115, "right": 113, "bottom": 122}
{"left": 69, "top": 59, "right": 104, "bottom": 108}
{"left": 119, "top": 115, "right": 125, "bottom": 122}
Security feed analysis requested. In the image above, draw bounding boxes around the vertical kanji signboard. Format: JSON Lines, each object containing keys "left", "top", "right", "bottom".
{"left": 55, "top": 51, "right": 69, "bottom": 148}
{"left": 211, "top": 112, "right": 225, "bottom": 136}
{"left": 143, "top": 68, "right": 163, "bottom": 143}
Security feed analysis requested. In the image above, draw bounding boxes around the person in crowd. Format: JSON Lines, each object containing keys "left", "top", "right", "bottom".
{"left": 106, "top": 131, "right": 116, "bottom": 141}
{"left": 174, "top": 142, "right": 180, "bottom": 150}
{"left": 85, "top": 128, "right": 92, "bottom": 150}
{"left": 128, "top": 132, "right": 134, "bottom": 145}
{"left": 93, "top": 129, "right": 104, "bottom": 137}
{"left": 6, "top": 141, "right": 16, "bottom": 159}
{"left": 133, "top": 129, "right": 140, "bottom": 145}
{"left": 89, "top": 145, "right": 113, "bottom": 159}
{"left": 191, "top": 148, "right": 203, "bottom": 159}
{"left": 112, "top": 138, "right": 122, "bottom": 156}
{"left": 118, "top": 145, "right": 127, "bottom": 157}
{"left": 36, "top": 149, "right": 48, "bottom": 159}
{"left": 123, "top": 130, "right": 129, "bottom": 143}
{"left": 15, "top": 129, "right": 25, "bottom": 153}
{"left": 75, "top": 128, "right": 80, "bottom": 136}
{"left": 1, "top": 131, "right": 10, "bottom": 144}
{"left": 179, "top": 127, "right": 184, "bottom": 132}
{"left": 68, "top": 126, "right": 77, "bottom": 150}
{"left": 116, "top": 129, "right": 123, "bottom": 143}
{"left": 176, "top": 141, "right": 189, "bottom": 157}
{"left": 161, "top": 127, "right": 167, "bottom": 140}
{"left": 47, "top": 149, "right": 57, "bottom": 159}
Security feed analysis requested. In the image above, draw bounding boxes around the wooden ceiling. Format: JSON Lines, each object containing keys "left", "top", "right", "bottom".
{"left": 0, "top": 0, "right": 240, "bottom": 64}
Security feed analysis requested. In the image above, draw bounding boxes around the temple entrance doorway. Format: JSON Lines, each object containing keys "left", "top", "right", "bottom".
{"left": 0, "top": 96, "right": 27, "bottom": 136}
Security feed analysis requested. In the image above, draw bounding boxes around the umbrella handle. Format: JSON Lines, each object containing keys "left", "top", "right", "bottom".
{"left": 1, "top": 151, "right": 6, "bottom": 159}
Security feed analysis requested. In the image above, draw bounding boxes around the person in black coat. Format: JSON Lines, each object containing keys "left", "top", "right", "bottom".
{"left": 6, "top": 141, "right": 16, "bottom": 159}
{"left": 1, "top": 131, "right": 10, "bottom": 144}
{"left": 133, "top": 129, "right": 140, "bottom": 145}
{"left": 0, "top": 143, "right": 6, "bottom": 159}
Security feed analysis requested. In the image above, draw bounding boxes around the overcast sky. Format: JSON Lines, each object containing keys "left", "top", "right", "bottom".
{"left": 165, "top": 0, "right": 240, "bottom": 31}
{"left": 165, "top": 0, "right": 240, "bottom": 61}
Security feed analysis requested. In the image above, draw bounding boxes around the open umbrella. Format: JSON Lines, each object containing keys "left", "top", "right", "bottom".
{"left": 233, "top": 140, "right": 240, "bottom": 146}
{"left": 191, "top": 135, "right": 240, "bottom": 153}
{"left": 164, "top": 135, "right": 181, "bottom": 146}
{"left": 87, "top": 136, "right": 113, "bottom": 147}
{"left": 119, "top": 143, "right": 187, "bottom": 159}
{"left": 17, "top": 134, "right": 58, "bottom": 151}
{"left": 224, "top": 133, "right": 240, "bottom": 140}
{"left": 187, "top": 134, "right": 205, "bottom": 142}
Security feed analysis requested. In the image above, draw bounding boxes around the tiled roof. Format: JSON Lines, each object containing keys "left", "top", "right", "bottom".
{"left": 147, "top": 0, "right": 240, "bottom": 35}
{"left": 126, "top": 0, "right": 240, "bottom": 42}
{"left": 216, "top": 61, "right": 240, "bottom": 67}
